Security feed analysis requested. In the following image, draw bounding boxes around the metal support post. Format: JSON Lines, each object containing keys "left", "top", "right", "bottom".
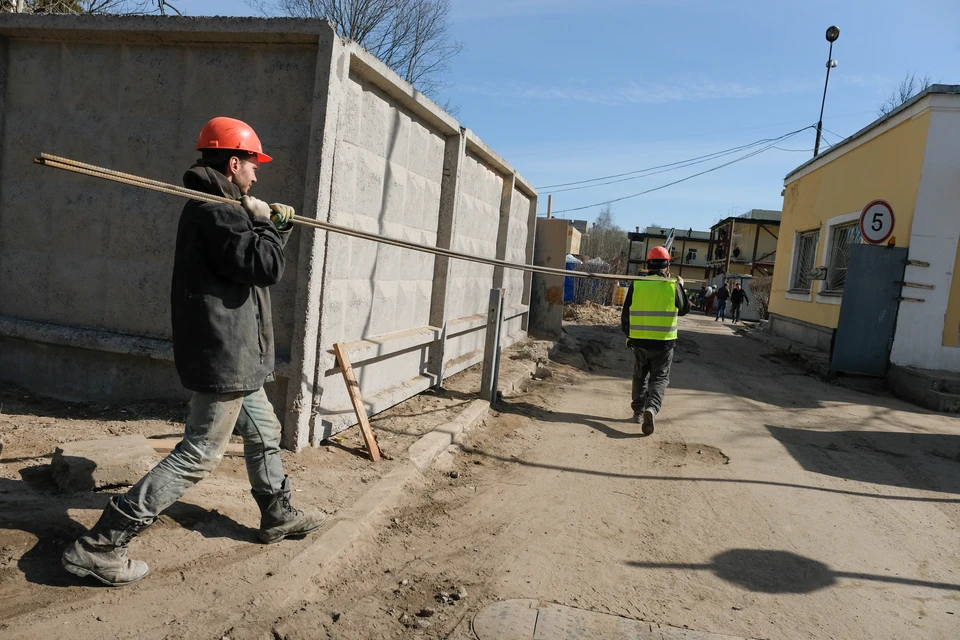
{"left": 432, "top": 322, "right": 447, "bottom": 390}
{"left": 480, "top": 288, "right": 505, "bottom": 404}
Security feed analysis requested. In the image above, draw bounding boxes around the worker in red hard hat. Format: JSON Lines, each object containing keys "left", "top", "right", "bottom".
{"left": 62, "top": 117, "right": 325, "bottom": 587}
{"left": 620, "top": 245, "right": 690, "bottom": 434}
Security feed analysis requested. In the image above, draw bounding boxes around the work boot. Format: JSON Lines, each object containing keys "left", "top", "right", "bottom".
{"left": 61, "top": 496, "right": 155, "bottom": 586}
{"left": 641, "top": 408, "right": 657, "bottom": 436}
{"left": 252, "top": 476, "right": 326, "bottom": 545}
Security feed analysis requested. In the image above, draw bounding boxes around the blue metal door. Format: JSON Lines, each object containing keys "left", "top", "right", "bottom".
{"left": 831, "top": 244, "right": 907, "bottom": 376}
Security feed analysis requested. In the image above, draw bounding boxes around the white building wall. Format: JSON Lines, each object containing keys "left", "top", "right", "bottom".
{"left": 890, "top": 103, "right": 960, "bottom": 371}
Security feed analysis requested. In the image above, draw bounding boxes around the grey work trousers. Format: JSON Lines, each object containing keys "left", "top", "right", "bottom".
{"left": 631, "top": 344, "right": 674, "bottom": 415}
{"left": 117, "top": 388, "right": 285, "bottom": 522}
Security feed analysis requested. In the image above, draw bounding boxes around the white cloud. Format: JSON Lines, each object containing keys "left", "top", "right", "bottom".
{"left": 451, "top": 0, "right": 674, "bottom": 21}
{"left": 459, "top": 71, "right": 897, "bottom": 108}
{"left": 460, "top": 78, "right": 766, "bottom": 106}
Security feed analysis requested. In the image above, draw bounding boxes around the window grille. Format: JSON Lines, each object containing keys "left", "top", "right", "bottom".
{"left": 825, "top": 222, "right": 862, "bottom": 292}
{"left": 790, "top": 230, "right": 820, "bottom": 292}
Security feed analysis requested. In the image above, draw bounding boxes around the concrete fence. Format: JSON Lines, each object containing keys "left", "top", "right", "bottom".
{"left": 0, "top": 15, "right": 537, "bottom": 451}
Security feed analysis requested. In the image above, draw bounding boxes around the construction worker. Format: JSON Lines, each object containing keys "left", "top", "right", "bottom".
{"left": 620, "top": 246, "right": 690, "bottom": 435}
{"left": 62, "top": 117, "right": 325, "bottom": 586}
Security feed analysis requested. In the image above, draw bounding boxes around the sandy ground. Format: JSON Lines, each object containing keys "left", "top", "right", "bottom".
{"left": 2, "top": 314, "right": 960, "bottom": 639}
{"left": 249, "top": 315, "right": 960, "bottom": 640}
{"left": 0, "top": 339, "right": 544, "bottom": 638}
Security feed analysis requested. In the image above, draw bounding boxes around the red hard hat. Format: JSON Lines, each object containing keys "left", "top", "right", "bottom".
{"left": 196, "top": 117, "right": 272, "bottom": 163}
{"left": 647, "top": 245, "right": 671, "bottom": 262}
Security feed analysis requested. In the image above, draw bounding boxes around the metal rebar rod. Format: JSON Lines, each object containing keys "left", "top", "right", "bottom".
{"left": 34, "top": 154, "right": 654, "bottom": 283}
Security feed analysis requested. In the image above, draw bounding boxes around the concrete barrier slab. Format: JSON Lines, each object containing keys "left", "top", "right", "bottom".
{"left": 473, "top": 600, "right": 750, "bottom": 640}
{"left": 51, "top": 434, "right": 159, "bottom": 492}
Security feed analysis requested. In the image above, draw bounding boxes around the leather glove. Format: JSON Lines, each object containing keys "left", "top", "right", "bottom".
{"left": 676, "top": 276, "right": 685, "bottom": 286}
{"left": 269, "top": 203, "right": 295, "bottom": 230}
{"left": 241, "top": 195, "right": 271, "bottom": 222}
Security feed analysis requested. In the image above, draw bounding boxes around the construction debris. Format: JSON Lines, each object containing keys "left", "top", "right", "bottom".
{"left": 562, "top": 302, "right": 621, "bottom": 326}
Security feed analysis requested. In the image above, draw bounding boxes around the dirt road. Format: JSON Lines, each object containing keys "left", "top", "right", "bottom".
{"left": 262, "top": 315, "right": 960, "bottom": 639}
{"left": 3, "top": 315, "right": 959, "bottom": 639}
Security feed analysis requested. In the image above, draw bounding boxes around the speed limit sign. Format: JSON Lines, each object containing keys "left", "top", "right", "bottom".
{"left": 859, "top": 200, "right": 895, "bottom": 244}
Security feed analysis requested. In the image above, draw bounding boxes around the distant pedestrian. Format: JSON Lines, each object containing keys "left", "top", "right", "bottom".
{"left": 704, "top": 284, "right": 715, "bottom": 316}
{"left": 621, "top": 246, "right": 691, "bottom": 435}
{"left": 714, "top": 282, "right": 730, "bottom": 322}
{"left": 697, "top": 285, "right": 707, "bottom": 309}
{"left": 731, "top": 282, "right": 750, "bottom": 323}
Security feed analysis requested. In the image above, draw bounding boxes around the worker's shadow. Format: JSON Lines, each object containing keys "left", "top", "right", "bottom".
{"left": 0, "top": 466, "right": 257, "bottom": 588}
{"left": 497, "top": 400, "right": 648, "bottom": 439}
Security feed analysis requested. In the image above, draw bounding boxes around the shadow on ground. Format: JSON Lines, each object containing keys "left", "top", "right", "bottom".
{"left": 0, "top": 471, "right": 256, "bottom": 588}
{"left": 496, "top": 399, "right": 646, "bottom": 439}
{"left": 558, "top": 320, "right": 946, "bottom": 415}
{"left": 627, "top": 548, "right": 960, "bottom": 594}
{"left": 455, "top": 444, "right": 960, "bottom": 504}
{"left": 767, "top": 424, "right": 960, "bottom": 494}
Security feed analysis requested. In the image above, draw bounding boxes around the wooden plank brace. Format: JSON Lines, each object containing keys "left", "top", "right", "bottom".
{"left": 332, "top": 343, "right": 382, "bottom": 462}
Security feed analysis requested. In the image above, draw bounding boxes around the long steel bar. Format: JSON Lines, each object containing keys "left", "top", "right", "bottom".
{"left": 35, "top": 154, "right": 651, "bottom": 282}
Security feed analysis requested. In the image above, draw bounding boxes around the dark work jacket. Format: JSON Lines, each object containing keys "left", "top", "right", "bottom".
{"left": 620, "top": 271, "right": 691, "bottom": 349}
{"left": 716, "top": 285, "right": 730, "bottom": 301}
{"left": 731, "top": 288, "right": 749, "bottom": 305}
{"left": 170, "top": 165, "right": 292, "bottom": 393}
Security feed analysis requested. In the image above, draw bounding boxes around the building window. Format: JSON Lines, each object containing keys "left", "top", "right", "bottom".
{"left": 824, "top": 222, "right": 862, "bottom": 292}
{"left": 685, "top": 248, "right": 698, "bottom": 263}
{"left": 790, "top": 230, "right": 820, "bottom": 292}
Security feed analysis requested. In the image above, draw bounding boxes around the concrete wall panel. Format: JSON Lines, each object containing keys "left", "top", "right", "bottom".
{"left": 505, "top": 188, "right": 532, "bottom": 309}
{"left": 441, "top": 151, "right": 503, "bottom": 366}
{"left": 312, "top": 67, "right": 445, "bottom": 435}
{"left": 0, "top": 16, "right": 536, "bottom": 450}
{"left": 0, "top": 34, "right": 317, "bottom": 361}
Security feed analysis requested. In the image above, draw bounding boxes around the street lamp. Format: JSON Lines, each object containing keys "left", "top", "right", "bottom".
{"left": 813, "top": 26, "right": 840, "bottom": 157}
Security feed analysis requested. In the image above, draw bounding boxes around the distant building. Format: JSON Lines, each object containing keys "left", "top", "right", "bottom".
{"left": 626, "top": 226, "right": 712, "bottom": 283}
{"left": 706, "top": 209, "right": 781, "bottom": 279}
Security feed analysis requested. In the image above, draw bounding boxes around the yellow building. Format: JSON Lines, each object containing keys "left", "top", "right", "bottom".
{"left": 626, "top": 226, "right": 711, "bottom": 285}
{"left": 706, "top": 210, "right": 781, "bottom": 279}
{"left": 769, "top": 85, "right": 960, "bottom": 379}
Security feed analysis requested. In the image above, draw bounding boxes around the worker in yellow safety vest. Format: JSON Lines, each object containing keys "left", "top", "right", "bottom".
{"left": 620, "top": 245, "right": 690, "bottom": 434}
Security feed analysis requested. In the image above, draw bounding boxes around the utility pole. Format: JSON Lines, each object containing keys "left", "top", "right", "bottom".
{"left": 813, "top": 25, "right": 840, "bottom": 157}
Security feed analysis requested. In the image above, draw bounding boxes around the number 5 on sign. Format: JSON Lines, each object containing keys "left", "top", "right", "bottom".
{"left": 859, "top": 200, "right": 895, "bottom": 244}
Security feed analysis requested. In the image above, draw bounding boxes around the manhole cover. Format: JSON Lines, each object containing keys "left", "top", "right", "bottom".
{"left": 473, "top": 599, "right": 749, "bottom": 639}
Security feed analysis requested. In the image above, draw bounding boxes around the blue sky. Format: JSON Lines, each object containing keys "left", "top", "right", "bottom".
{"left": 185, "top": 0, "right": 960, "bottom": 232}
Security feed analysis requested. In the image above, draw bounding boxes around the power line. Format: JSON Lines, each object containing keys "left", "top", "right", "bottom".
{"left": 542, "top": 135, "right": 792, "bottom": 194}
{"left": 537, "top": 134, "right": 786, "bottom": 191}
{"left": 822, "top": 126, "right": 846, "bottom": 140}
{"left": 546, "top": 126, "right": 813, "bottom": 216}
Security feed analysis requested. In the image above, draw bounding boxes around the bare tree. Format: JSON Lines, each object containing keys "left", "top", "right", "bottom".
{"left": 2, "top": 0, "right": 179, "bottom": 14}
{"left": 878, "top": 71, "right": 933, "bottom": 116}
{"left": 580, "top": 206, "right": 629, "bottom": 264}
{"left": 574, "top": 206, "right": 629, "bottom": 305}
{"left": 749, "top": 275, "right": 772, "bottom": 320}
{"left": 263, "top": 0, "right": 461, "bottom": 100}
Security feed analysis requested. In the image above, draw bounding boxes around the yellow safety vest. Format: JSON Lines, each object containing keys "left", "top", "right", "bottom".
{"left": 628, "top": 277, "right": 679, "bottom": 341}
